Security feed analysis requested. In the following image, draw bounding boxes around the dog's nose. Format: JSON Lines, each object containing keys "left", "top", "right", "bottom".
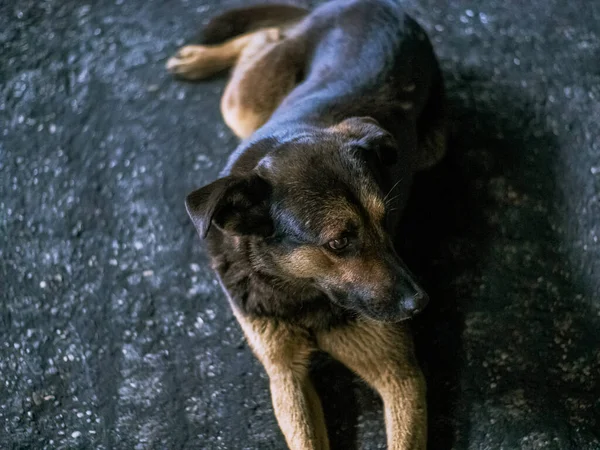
{"left": 400, "top": 291, "right": 429, "bottom": 316}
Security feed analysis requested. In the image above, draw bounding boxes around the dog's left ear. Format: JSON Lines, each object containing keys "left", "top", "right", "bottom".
{"left": 185, "top": 174, "right": 272, "bottom": 238}
{"left": 333, "top": 116, "right": 398, "bottom": 165}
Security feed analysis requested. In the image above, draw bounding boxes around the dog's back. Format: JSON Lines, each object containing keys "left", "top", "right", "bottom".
{"left": 186, "top": 0, "right": 445, "bottom": 178}
{"left": 267, "top": 0, "right": 438, "bottom": 127}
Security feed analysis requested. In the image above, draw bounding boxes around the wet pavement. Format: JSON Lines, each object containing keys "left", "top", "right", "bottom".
{"left": 1, "top": 0, "right": 599, "bottom": 449}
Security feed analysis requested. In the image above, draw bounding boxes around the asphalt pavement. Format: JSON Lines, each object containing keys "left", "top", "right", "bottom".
{"left": 1, "top": 0, "right": 599, "bottom": 449}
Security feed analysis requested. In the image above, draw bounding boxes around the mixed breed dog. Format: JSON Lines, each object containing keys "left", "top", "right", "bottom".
{"left": 167, "top": 1, "right": 447, "bottom": 448}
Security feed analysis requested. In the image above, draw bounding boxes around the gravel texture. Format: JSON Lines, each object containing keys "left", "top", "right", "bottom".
{"left": 1, "top": 0, "right": 599, "bottom": 449}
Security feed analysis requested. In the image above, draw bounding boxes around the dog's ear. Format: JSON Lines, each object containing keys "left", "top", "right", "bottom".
{"left": 185, "top": 174, "right": 273, "bottom": 238}
{"left": 333, "top": 116, "right": 398, "bottom": 165}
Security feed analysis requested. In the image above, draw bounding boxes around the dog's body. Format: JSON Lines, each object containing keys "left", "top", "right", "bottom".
{"left": 168, "top": 1, "right": 446, "bottom": 448}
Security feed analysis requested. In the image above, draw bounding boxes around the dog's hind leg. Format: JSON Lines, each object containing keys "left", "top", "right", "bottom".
{"left": 220, "top": 31, "right": 306, "bottom": 139}
{"left": 317, "top": 320, "right": 427, "bottom": 450}
{"left": 166, "top": 29, "right": 271, "bottom": 80}
{"left": 233, "top": 311, "right": 330, "bottom": 450}
{"left": 166, "top": 2, "right": 308, "bottom": 83}
{"left": 167, "top": 25, "right": 304, "bottom": 138}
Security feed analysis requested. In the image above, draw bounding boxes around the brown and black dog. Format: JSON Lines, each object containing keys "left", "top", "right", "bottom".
{"left": 167, "top": 1, "right": 446, "bottom": 448}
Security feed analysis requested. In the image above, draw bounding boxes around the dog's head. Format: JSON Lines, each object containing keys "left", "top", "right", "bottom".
{"left": 186, "top": 117, "right": 428, "bottom": 322}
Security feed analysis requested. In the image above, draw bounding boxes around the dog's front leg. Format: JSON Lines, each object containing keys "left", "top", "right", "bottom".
{"left": 233, "top": 311, "right": 329, "bottom": 450}
{"left": 317, "top": 319, "right": 426, "bottom": 450}
{"left": 379, "top": 370, "right": 427, "bottom": 450}
{"left": 268, "top": 362, "right": 329, "bottom": 450}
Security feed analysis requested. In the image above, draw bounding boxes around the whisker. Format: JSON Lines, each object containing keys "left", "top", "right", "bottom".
{"left": 383, "top": 177, "right": 404, "bottom": 203}
{"left": 385, "top": 193, "right": 402, "bottom": 206}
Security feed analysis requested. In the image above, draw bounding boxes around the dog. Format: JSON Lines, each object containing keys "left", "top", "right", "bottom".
{"left": 167, "top": 1, "right": 446, "bottom": 448}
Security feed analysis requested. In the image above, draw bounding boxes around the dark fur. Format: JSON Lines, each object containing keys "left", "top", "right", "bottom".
{"left": 186, "top": 0, "right": 445, "bottom": 330}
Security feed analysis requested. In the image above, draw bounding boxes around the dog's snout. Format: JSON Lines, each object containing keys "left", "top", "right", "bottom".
{"left": 391, "top": 265, "right": 429, "bottom": 317}
{"left": 399, "top": 290, "right": 429, "bottom": 316}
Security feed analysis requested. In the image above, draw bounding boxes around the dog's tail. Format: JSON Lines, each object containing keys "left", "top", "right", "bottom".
{"left": 199, "top": 4, "right": 310, "bottom": 45}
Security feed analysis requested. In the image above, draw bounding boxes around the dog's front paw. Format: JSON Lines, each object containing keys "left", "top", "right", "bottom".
{"left": 166, "top": 45, "right": 222, "bottom": 80}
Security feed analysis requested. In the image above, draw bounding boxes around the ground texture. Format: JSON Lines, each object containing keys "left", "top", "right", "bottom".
{"left": 1, "top": 0, "right": 599, "bottom": 449}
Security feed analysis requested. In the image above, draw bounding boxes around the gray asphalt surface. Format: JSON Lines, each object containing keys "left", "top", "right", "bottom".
{"left": 1, "top": 0, "right": 599, "bottom": 449}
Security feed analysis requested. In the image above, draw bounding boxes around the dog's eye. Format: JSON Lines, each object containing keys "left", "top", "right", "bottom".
{"left": 327, "top": 237, "right": 349, "bottom": 251}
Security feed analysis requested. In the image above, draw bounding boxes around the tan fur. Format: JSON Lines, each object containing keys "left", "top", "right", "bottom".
{"left": 363, "top": 193, "right": 386, "bottom": 223}
{"left": 281, "top": 246, "right": 386, "bottom": 282}
{"left": 316, "top": 320, "right": 427, "bottom": 450}
{"left": 231, "top": 307, "right": 330, "bottom": 450}
{"left": 220, "top": 27, "right": 302, "bottom": 139}
{"left": 167, "top": 25, "right": 304, "bottom": 139}
{"left": 166, "top": 32, "right": 258, "bottom": 79}
{"left": 232, "top": 305, "right": 426, "bottom": 450}
{"left": 316, "top": 213, "right": 360, "bottom": 242}
{"left": 280, "top": 246, "right": 334, "bottom": 278}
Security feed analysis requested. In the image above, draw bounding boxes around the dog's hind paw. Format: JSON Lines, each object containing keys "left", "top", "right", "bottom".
{"left": 166, "top": 45, "right": 226, "bottom": 80}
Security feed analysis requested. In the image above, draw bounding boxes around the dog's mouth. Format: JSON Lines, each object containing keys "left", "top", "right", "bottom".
{"left": 360, "top": 305, "right": 423, "bottom": 323}
{"left": 322, "top": 287, "right": 428, "bottom": 322}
